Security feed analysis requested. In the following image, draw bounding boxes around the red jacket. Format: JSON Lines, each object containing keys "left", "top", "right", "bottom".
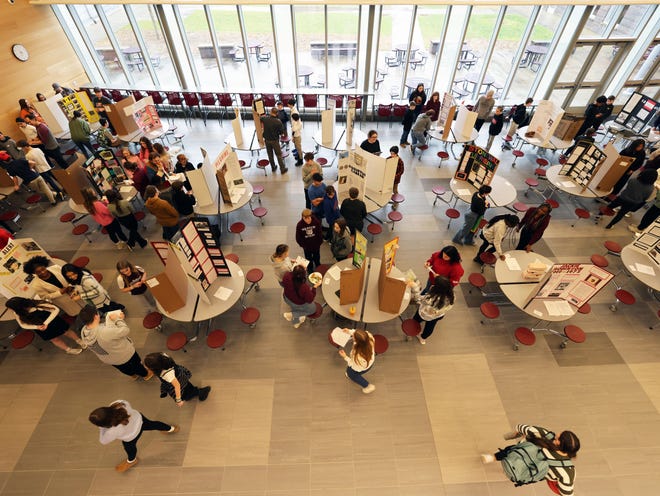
{"left": 426, "top": 252, "right": 464, "bottom": 287}
{"left": 518, "top": 208, "right": 551, "bottom": 246}
{"left": 281, "top": 271, "right": 316, "bottom": 305}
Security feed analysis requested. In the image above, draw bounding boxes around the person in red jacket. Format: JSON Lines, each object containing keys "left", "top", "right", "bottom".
{"left": 282, "top": 265, "right": 320, "bottom": 328}
{"left": 515, "top": 203, "right": 552, "bottom": 252}
{"left": 423, "top": 245, "right": 464, "bottom": 292}
{"left": 0, "top": 228, "right": 13, "bottom": 248}
{"left": 295, "top": 209, "right": 323, "bottom": 274}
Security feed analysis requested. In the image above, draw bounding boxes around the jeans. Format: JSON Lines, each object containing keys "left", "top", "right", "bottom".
{"left": 485, "top": 134, "right": 496, "bottom": 151}
{"left": 121, "top": 414, "right": 171, "bottom": 461}
{"left": 346, "top": 364, "right": 373, "bottom": 388}
{"left": 104, "top": 218, "right": 128, "bottom": 244}
{"left": 400, "top": 125, "right": 412, "bottom": 145}
{"left": 292, "top": 135, "right": 303, "bottom": 160}
{"left": 413, "top": 311, "right": 444, "bottom": 339}
{"left": 474, "top": 118, "right": 485, "bottom": 131}
{"left": 74, "top": 140, "right": 96, "bottom": 159}
{"left": 40, "top": 170, "right": 62, "bottom": 193}
{"left": 476, "top": 232, "right": 496, "bottom": 257}
{"left": 303, "top": 248, "right": 320, "bottom": 273}
{"left": 452, "top": 210, "right": 480, "bottom": 244}
{"left": 515, "top": 228, "right": 534, "bottom": 250}
{"left": 283, "top": 295, "right": 317, "bottom": 321}
{"left": 638, "top": 204, "right": 660, "bottom": 230}
{"left": 410, "top": 131, "right": 427, "bottom": 149}
{"left": 113, "top": 351, "right": 148, "bottom": 377}
{"left": 117, "top": 214, "right": 147, "bottom": 248}
{"left": 304, "top": 188, "right": 311, "bottom": 209}
{"left": 606, "top": 197, "right": 641, "bottom": 228}
{"left": 265, "top": 139, "right": 285, "bottom": 171}
{"left": 44, "top": 147, "right": 69, "bottom": 169}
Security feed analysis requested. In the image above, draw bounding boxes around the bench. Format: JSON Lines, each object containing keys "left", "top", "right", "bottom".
{"left": 310, "top": 42, "right": 357, "bottom": 59}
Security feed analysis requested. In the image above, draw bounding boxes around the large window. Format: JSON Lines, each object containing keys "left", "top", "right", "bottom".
{"left": 177, "top": 5, "right": 220, "bottom": 90}
{"left": 210, "top": 6, "right": 249, "bottom": 90}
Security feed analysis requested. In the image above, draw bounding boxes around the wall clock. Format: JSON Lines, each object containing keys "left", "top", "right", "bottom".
{"left": 12, "top": 44, "right": 29, "bottom": 62}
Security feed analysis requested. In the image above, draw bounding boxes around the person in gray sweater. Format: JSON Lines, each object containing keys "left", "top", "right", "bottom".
{"left": 410, "top": 109, "right": 435, "bottom": 155}
{"left": 79, "top": 305, "right": 153, "bottom": 380}
{"left": 605, "top": 169, "right": 658, "bottom": 229}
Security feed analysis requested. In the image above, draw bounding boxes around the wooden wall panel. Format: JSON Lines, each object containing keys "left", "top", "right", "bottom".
{"left": 0, "top": 2, "right": 88, "bottom": 139}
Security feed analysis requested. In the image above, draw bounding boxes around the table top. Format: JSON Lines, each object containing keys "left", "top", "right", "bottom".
{"left": 516, "top": 126, "right": 573, "bottom": 150}
{"left": 313, "top": 126, "right": 367, "bottom": 152}
{"left": 545, "top": 164, "right": 612, "bottom": 198}
{"left": 194, "top": 181, "right": 254, "bottom": 216}
{"left": 298, "top": 65, "right": 314, "bottom": 77}
{"left": 465, "top": 72, "right": 495, "bottom": 85}
{"left": 224, "top": 126, "right": 265, "bottom": 152}
{"left": 322, "top": 257, "right": 410, "bottom": 324}
{"left": 449, "top": 175, "right": 517, "bottom": 208}
{"left": 621, "top": 245, "right": 660, "bottom": 291}
{"left": 525, "top": 44, "right": 549, "bottom": 54}
{"left": 494, "top": 250, "right": 553, "bottom": 284}
{"left": 404, "top": 78, "right": 431, "bottom": 90}
{"left": 428, "top": 127, "right": 479, "bottom": 144}
{"left": 333, "top": 182, "right": 390, "bottom": 214}
{"left": 117, "top": 123, "right": 170, "bottom": 144}
{"left": 155, "top": 260, "right": 244, "bottom": 322}
{"left": 394, "top": 44, "right": 420, "bottom": 52}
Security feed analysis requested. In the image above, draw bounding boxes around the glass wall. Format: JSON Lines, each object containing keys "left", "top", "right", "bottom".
{"left": 53, "top": 2, "right": 659, "bottom": 111}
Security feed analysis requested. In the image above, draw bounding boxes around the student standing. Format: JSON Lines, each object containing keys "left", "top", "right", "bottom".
{"left": 452, "top": 185, "right": 492, "bottom": 245}
{"left": 81, "top": 187, "right": 129, "bottom": 249}
{"left": 105, "top": 189, "right": 148, "bottom": 249}
{"left": 408, "top": 83, "right": 427, "bottom": 117}
{"left": 261, "top": 107, "right": 287, "bottom": 173}
{"left": 330, "top": 219, "right": 353, "bottom": 261}
{"left": 474, "top": 215, "right": 519, "bottom": 262}
{"left": 611, "top": 139, "right": 647, "bottom": 195}
{"left": 338, "top": 328, "right": 376, "bottom": 394}
{"left": 410, "top": 110, "right": 434, "bottom": 155}
{"left": 25, "top": 114, "right": 69, "bottom": 169}
{"left": 340, "top": 187, "right": 367, "bottom": 235}
{"left": 144, "top": 185, "right": 180, "bottom": 241}
{"left": 276, "top": 101, "right": 290, "bottom": 137}
{"left": 282, "top": 265, "right": 320, "bottom": 328}
{"left": 171, "top": 181, "right": 196, "bottom": 219}
{"left": 144, "top": 352, "right": 211, "bottom": 406}
{"left": 473, "top": 90, "right": 496, "bottom": 131}
{"left": 62, "top": 264, "right": 125, "bottom": 314}
{"left": 629, "top": 188, "right": 660, "bottom": 233}
{"left": 79, "top": 305, "right": 153, "bottom": 380}
{"left": 485, "top": 106, "right": 504, "bottom": 151}
{"left": 322, "top": 185, "right": 341, "bottom": 236}
{"left": 399, "top": 101, "right": 417, "bottom": 148}
{"left": 504, "top": 98, "right": 533, "bottom": 142}
{"left": 423, "top": 245, "right": 464, "bottom": 290}
{"left": 89, "top": 400, "right": 178, "bottom": 472}
{"left": 68, "top": 111, "right": 95, "bottom": 158}
{"left": 23, "top": 256, "right": 81, "bottom": 317}
{"left": 116, "top": 260, "right": 156, "bottom": 310}
{"left": 301, "top": 153, "right": 321, "bottom": 209}
{"left": 409, "top": 277, "right": 455, "bottom": 344}
{"left": 295, "top": 209, "right": 323, "bottom": 273}
{"left": 515, "top": 203, "right": 553, "bottom": 251}
{"left": 360, "top": 130, "right": 382, "bottom": 155}
{"left": 291, "top": 113, "right": 304, "bottom": 166}
{"left": 0, "top": 152, "right": 57, "bottom": 205}
{"left": 424, "top": 92, "right": 441, "bottom": 123}
{"left": 605, "top": 169, "right": 658, "bottom": 229}
{"left": 17, "top": 140, "right": 64, "bottom": 198}
{"left": 390, "top": 146, "right": 405, "bottom": 195}
{"left": 307, "top": 173, "right": 326, "bottom": 219}
{"left": 270, "top": 244, "right": 295, "bottom": 286}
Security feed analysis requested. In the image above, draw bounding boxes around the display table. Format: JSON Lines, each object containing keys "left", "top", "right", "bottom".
{"left": 195, "top": 181, "right": 254, "bottom": 230}
{"left": 621, "top": 244, "right": 660, "bottom": 292}
{"left": 545, "top": 164, "right": 612, "bottom": 199}
{"left": 224, "top": 126, "right": 265, "bottom": 153}
{"left": 428, "top": 127, "right": 479, "bottom": 159}
{"left": 449, "top": 175, "right": 517, "bottom": 208}
{"left": 321, "top": 257, "right": 410, "bottom": 324}
{"left": 313, "top": 126, "right": 367, "bottom": 153}
{"left": 515, "top": 126, "right": 573, "bottom": 152}
{"left": 117, "top": 122, "right": 170, "bottom": 144}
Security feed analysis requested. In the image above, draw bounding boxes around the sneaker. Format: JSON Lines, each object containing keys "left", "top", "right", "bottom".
{"left": 163, "top": 425, "right": 179, "bottom": 434}
{"left": 481, "top": 454, "right": 495, "bottom": 464}
{"left": 130, "top": 374, "right": 140, "bottom": 381}
{"left": 399, "top": 143, "right": 407, "bottom": 148}
{"left": 116, "top": 241, "right": 127, "bottom": 250}
{"left": 362, "top": 384, "right": 376, "bottom": 394}
{"left": 624, "top": 212, "right": 632, "bottom": 218}
{"left": 283, "top": 312, "right": 293, "bottom": 322}
{"left": 345, "top": 371, "right": 349, "bottom": 379}
{"left": 416, "top": 335, "right": 426, "bottom": 345}
{"left": 198, "top": 386, "right": 211, "bottom": 401}
{"left": 280, "top": 168, "right": 289, "bottom": 174}
{"left": 404, "top": 141, "right": 411, "bottom": 145}
{"left": 144, "top": 369, "right": 154, "bottom": 381}
{"left": 75, "top": 339, "right": 87, "bottom": 350}
{"left": 294, "top": 316, "right": 306, "bottom": 328}
{"left": 627, "top": 225, "right": 640, "bottom": 233}
{"left": 65, "top": 347, "right": 82, "bottom": 355}
{"left": 116, "top": 458, "right": 138, "bottom": 472}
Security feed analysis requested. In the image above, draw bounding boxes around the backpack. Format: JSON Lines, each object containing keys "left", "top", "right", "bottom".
{"left": 497, "top": 441, "right": 572, "bottom": 487}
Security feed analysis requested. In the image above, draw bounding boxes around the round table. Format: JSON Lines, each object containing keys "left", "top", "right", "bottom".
{"left": 195, "top": 181, "right": 254, "bottom": 231}
{"left": 313, "top": 126, "right": 367, "bottom": 153}
{"left": 621, "top": 244, "right": 660, "bottom": 292}
{"left": 224, "top": 126, "right": 266, "bottom": 153}
{"left": 404, "top": 77, "right": 431, "bottom": 92}
{"left": 298, "top": 65, "right": 314, "bottom": 86}
{"left": 68, "top": 185, "right": 140, "bottom": 215}
{"left": 428, "top": 127, "right": 479, "bottom": 159}
{"left": 321, "top": 257, "right": 410, "bottom": 324}
{"left": 545, "top": 164, "right": 612, "bottom": 199}
{"left": 449, "top": 175, "right": 517, "bottom": 208}
{"left": 516, "top": 126, "right": 573, "bottom": 151}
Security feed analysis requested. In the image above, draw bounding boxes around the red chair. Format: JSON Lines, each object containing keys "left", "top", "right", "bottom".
{"left": 391, "top": 193, "right": 405, "bottom": 210}
{"left": 327, "top": 95, "right": 344, "bottom": 114}
{"left": 376, "top": 104, "right": 393, "bottom": 127}
{"left": 610, "top": 289, "right": 635, "bottom": 312}
{"left": 147, "top": 90, "right": 165, "bottom": 113}
{"left": 243, "top": 268, "right": 263, "bottom": 305}
{"left": 480, "top": 302, "right": 500, "bottom": 324}
{"left": 110, "top": 89, "right": 124, "bottom": 102}
{"left": 11, "top": 330, "right": 42, "bottom": 352}
{"left": 572, "top": 208, "right": 590, "bottom": 227}
{"left": 143, "top": 312, "right": 163, "bottom": 332}
{"left": 182, "top": 92, "right": 202, "bottom": 122}
{"left": 24, "top": 194, "right": 45, "bottom": 212}
{"left": 437, "top": 151, "right": 450, "bottom": 167}
{"left": 388, "top": 211, "right": 402, "bottom": 231}
{"left": 445, "top": 208, "right": 460, "bottom": 229}
{"left": 72, "top": 224, "right": 92, "bottom": 243}
{"left": 59, "top": 212, "right": 76, "bottom": 225}
{"left": 207, "top": 330, "right": 227, "bottom": 350}
{"left": 239, "top": 93, "right": 255, "bottom": 119}
{"left": 216, "top": 93, "right": 235, "bottom": 123}
{"left": 256, "top": 159, "right": 270, "bottom": 176}
{"left": 367, "top": 223, "right": 382, "bottom": 242}
{"left": 513, "top": 202, "right": 528, "bottom": 213}
{"left": 468, "top": 273, "right": 487, "bottom": 295}
{"left": 251, "top": 185, "right": 264, "bottom": 204}
{"left": 546, "top": 198, "right": 559, "bottom": 209}
{"left": 514, "top": 327, "right": 536, "bottom": 349}
{"left": 166, "top": 331, "right": 188, "bottom": 353}
{"left": 302, "top": 94, "right": 319, "bottom": 120}
{"left": 511, "top": 149, "right": 524, "bottom": 167}
{"left": 132, "top": 90, "right": 146, "bottom": 101}
{"left": 536, "top": 158, "right": 549, "bottom": 168}
{"left": 165, "top": 92, "right": 186, "bottom": 120}
{"left": 199, "top": 92, "right": 217, "bottom": 124}
{"left": 590, "top": 254, "right": 608, "bottom": 268}
{"left": 229, "top": 222, "right": 245, "bottom": 242}
{"left": 251, "top": 205, "right": 268, "bottom": 225}
{"left": 306, "top": 302, "right": 323, "bottom": 325}
{"left": 279, "top": 94, "right": 295, "bottom": 105}
{"left": 392, "top": 104, "right": 407, "bottom": 120}
{"left": 479, "top": 252, "right": 497, "bottom": 274}
{"left": 261, "top": 94, "right": 276, "bottom": 107}
{"left": 603, "top": 240, "right": 622, "bottom": 257}
{"left": 241, "top": 307, "right": 260, "bottom": 328}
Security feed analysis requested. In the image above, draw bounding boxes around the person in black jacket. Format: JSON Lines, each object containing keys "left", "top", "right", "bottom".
{"left": 452, "top": 185, "right": 491, "bottom": 245}
{"left": 575, "top": 95, "right": 607, "bottom": 137}
{"left": 261, "top": 108, "right": 287, "bottom": 174}
{"left": 171, "top": 181, "right": 196, "bottom": 219}
{"left": 408, "top": 84, "right": 427, "bottom": 118}
{"left": 340, "top": 187, "right": 367, "bottom": 235}
{"left": 611, "top": 138, "right": 647, "bottom": 195}
{"left": 485, "top": 106, "right": 504, "bottom": 151}
{"left": 504, "top": 98, "right": 533, "bottom": 141}
{"left": 399, "top": 101, "right": 417, "bottom": 148}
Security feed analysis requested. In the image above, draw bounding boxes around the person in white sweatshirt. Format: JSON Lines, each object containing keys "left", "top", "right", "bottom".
{"left": 474, "top": 214, "right": 519, "bottom": 263}
{"left": 408, "top": 276, "right": 455, "bottom": 345}
{"left": 16, "top": 140, "right": 64, "bottom": 199}
{"left": 337, "top": 328, "right": 376, "bottom": 394}
{"left": 79, "top": 305, "right": 153, "bottom": 381}
{"left": 89, "top": 399, "right": 178, "bottom": 472}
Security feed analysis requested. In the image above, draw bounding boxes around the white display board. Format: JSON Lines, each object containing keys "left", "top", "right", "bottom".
{"left": 452, "top": 105, "right": 478, "bottom": 139}
{"left": 438, "top": 92, "right": 454, "bottom": 128}
{"left": 0, "top": 238, "right": 50, "bottom": 299}
{"left": 232, "top": 107, "right": 243, "bottom": 147}
{"left": 187, "top": 147, "right": 218, "bottom": 208}
{"left": 213, "top": 144, "right": 245, "bottom": 204}
{"left": 33, "top": 95, "right": 69, "bottom": 135}
{"left": 337, "top": 150, "right": 367, "bottom": 203}
{"left": 321, "top": 108, "right": 336, "bottom": 146}
{"left": 357, "top": 148, "right": 397, "bottom": 197}
{"left": 527, "top": 100, "right": 565, "bottom": 147}
{"left": 346, "top": 100, "right": 356, "bottom": 148}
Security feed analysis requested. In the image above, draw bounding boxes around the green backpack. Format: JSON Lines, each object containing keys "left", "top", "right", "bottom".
{"left": 498, "top": 441, "right": 570, "bottom": 487}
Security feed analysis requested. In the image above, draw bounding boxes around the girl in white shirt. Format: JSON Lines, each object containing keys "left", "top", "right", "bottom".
{"left": 338, "top": 328, "right": 376, "bottom": 394}
{"left": 144, "top": 352, "right": 211, "bottom": 406}
{"left": 409, "top": 276, "right": 455, "bottom": 345}
{"left": 474, "top": 214, "right": 519, "bottom": 263}
{"left": 89, "top": 399, "right": 178, "bottom": 472}
{"left": 270, "top": 244, "right": 295, "bottom": 286}
{"left": 17, "top": 140, "right": 64, "bottom": 198}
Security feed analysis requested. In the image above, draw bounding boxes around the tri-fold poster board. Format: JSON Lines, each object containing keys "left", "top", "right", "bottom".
{"left": 614, "top": 92, "right": 659, "bottom": 133}
{"left": 451, "top": 105, "right": 477, "bottom": 140}
{"left": 454, "top": 144, "right": 498, "bottom": 189}
{"left": 437, "top": 92, "right": 455, "bottom": 137}
{"left": 321, "top": 104, "right": 336, "bottom": 146}
{"left": 559, "top": 140, "right": 607, "bottom": 189}
{"left": 213, "top": 144, "right": 246, "bottom": 205}
{"left": 57, "top": 92, "right": 99, "bottom": 123}
{"left": 378, "top": 238, "right": 406, "bottom": 313}
{"left": 33, "top": 95, "right": 70, "bottom": 136}
{"left": 337, "top": 148, "right": 397, "bottom": 206}
{"left": 346, "top": 100, "right": 356, "bottom": 147}
{"left": 631, "top": 219, "right": 660, "bottom": 267}
{"left": 187, "top": 147, "right": 219, "bottom": 209}
{"left": 0, "top": 238, "right": 50, "bottom": 299}
{"left": 51, "top": 153, "right": 95, "bottom": 205}
{"left": 232, "top": 108, "right": 243, "bottom": 147}
{"left": 337, "top": 150, "right": 367, "bottom": 203}
{"left": 526, "top": 100, "right": 565, "bottom": 147}
{"left": 589, "top": 143, "right": 634, "bottom": 192}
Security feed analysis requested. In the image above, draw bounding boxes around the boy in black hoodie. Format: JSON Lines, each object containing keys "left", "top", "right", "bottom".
{"left": 485, "top": 106, "right": 504, "bottom": 151}
{"left": 399, "top": 101, "right": 417, "bottom": 148}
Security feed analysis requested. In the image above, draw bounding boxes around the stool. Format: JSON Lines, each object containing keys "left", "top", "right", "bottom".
{"left": 229, "top": 222, "right": 245, "bottom": 242}
{"left": 546, "top": 198, "right": 559, "bottom": 209}
{"left": 603, "top": 240, "right": 622, "bottom": 257}
{"left": 134, "top": 211, "right": 147, "bottom": 230}
{"left": 390, "top": 193, "right": 405, "bottom": 210}
{"left": 480, "top": 302, "right": 500, "bottom": 324}
{"left": 241, "top": 307, "right": 260, "bottom": 328}
{"left": 536, "top": 158, "right": 549, "bottom": 168}
{"left": 468, "top": 273, "right": 487, "bottom": 295}
{"left": 244, "top": 268, "right": 264, "bottom": 302}
{"left": 239, "top": 160, "right": 249, "bottom": 170}
{"left": 59, "top": 212, "right": 76, "bottom": 224}
{"left": 281, "top": 150, "right": 290, "bottom": 159}
{"left": 251, "top": 185, "right": 264, "bottom": 204}
{"left": 524, "top": 178, "right": 540, "bottom": 197}
{"left": 206, "top": 330, "right": 227, "bottom": 350}
{"left": 367, "top": 223, "right": 382, "bottom": 242}
{"left": 610, "top": 289, "right": 635, "bottom": 312}
{"left": 388, "top": 211, "right": 402, "bottom": 231}
{"left": 534, "top": 167, "right": 547, "bottom": 178}
{"left": 225, "top": 253, "right": 239, "bottom": 264}
{"left": 280, "top": 135, "right": 291, "bottom": 150}
{"left": 558, "top": 155, "right": 568, "bottom": 165}
{"left": 590, "top": 254, "right": 609, "bottom": 268}
{"left": 595, "top": 206, "right": 615, "bottom": 224}
{"left": 571, "top": 208, "right": 590, "bottom": 228}
{"left": 93, "top": 273, "right": 103, "bottom": 283}
{"left": 143, "top": 312, "right": 163, "bottom": 332}
{"left": 373, "top": 334, "right": 389, "bottom": 354}
{"left": 256, "top": 159, "right": 270, "bottom": 176}
{"left": 437, "top": 151, "right": 450, "bottom": 167}
{"left": 577, "top": 303, "right": 591, "bottom": 314}
{"left": 445, "top": 208, "right": 460, "bottom": 229}
{"left": 166, "top": 331, "right": 188, "bottom": 352}
{"left": 0, "top": 210, "right": 21, "bottom": 231}
{"left": 417, "top": 144, "right": 429, "bottom": 159}
{"left": 25, "top": 193, "right": 45, "bottom": 212}
{"left": 11, "top": 330, "right": 42, "bottom": 351}
{"left": 172, "top": 132, "right": 186, "bottom": 148}
{"left": 562, "top": 325, "right": 586, "bottom": 348}
{"left": 317, "top": 157, "right": 329, "bottom": 168}
{"left": 514, "top": 327, "right": 536, "bottom": 350}
{"left": 432, "top": 186, "right": 449, "bottom": 206}
{"left": 72, "top": 224, "right": 92, "bottom": 243}
{"left": 401, "top": 318, "right": 421, "bottom": 341}
{"left": 252, "top": 206, "right": 268, "bottom": 225}
{"left": 513, "top": 202, "right": 528, "bottom": 213}
{"left": 511, "top": 149, "right": 524, "bottom": 167}
{"left": 479, "top": 252, "right": 497, "bottom": 274}
{"left": 72, "top": 256, "right": 90, "bottom": 268}
{"left": 306, "top": 302, "right": 323, "bottom": 324}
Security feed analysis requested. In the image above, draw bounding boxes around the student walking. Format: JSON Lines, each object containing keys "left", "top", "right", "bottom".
{"left": 399, "top": 101, "right": 417, "bottom": 148}
{"left": 81, "top": 187, "right": 129, "bottom": 249}
{"left": 485, "top": 106, "right": 504, "bottom": 151}
{"left": 515, "top": 203, "right": 553, "bottom": 251}
{"left": 390, "top": 146, "right": 405, "bottom": 195}
{"left": 338, "top": 328, "right": 376, "bottom": 394}
{"left": 453, "top": 185, "right": 492, "bottom": 246}
{"left": 89, "top": 399, "right": 178, "bottom": 472}
{"left": 144, "top": 185, "right": 180, "bottom": 241}
{"left": 144, "top": 352, "right": 211, "bottom": 406}
{"left": 409, "top": 276, "right": 455, "bottom": 344}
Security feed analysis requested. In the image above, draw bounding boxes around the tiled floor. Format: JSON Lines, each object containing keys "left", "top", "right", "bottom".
{"left": 0, "top": 116, "right": 659, "bottom": 495}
